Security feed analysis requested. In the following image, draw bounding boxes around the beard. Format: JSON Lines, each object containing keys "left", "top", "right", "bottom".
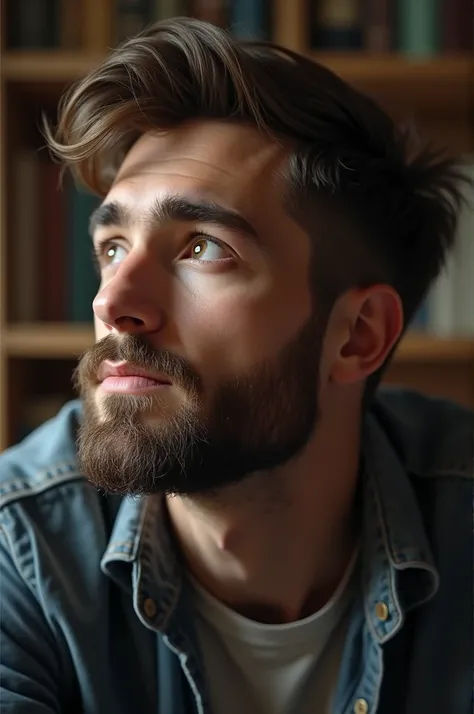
{"left": 73, "top": 314, "right": 325, "bottom": 498}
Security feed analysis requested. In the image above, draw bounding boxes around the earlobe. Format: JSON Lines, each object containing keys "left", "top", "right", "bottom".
{"left": 329, "top": 285, "right": 403, "bottom": 386}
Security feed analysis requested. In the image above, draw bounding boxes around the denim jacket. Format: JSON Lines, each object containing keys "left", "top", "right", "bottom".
{"left": 0, "top": 388, "right": 472, "bottom": 714}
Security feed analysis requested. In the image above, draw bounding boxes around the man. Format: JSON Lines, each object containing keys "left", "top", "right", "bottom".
{"left": 0, "top": 17, "right": 472, "bottom": 714}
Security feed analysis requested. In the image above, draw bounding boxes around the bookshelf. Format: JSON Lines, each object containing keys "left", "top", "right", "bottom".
{"left": 0, "top": 0, "right": 473, "bottom": 451}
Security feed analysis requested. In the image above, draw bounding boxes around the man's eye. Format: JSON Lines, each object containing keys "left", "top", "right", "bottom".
{"left": 94, "top": 241, "right": 127, "bottom": 267}
{"left": 189, "top": 236, "right": 230, "bottom": 261}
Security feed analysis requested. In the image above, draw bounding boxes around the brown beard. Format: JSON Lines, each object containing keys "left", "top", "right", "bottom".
{"left": 73, "top": 314, "right": 325, "bottom": 497}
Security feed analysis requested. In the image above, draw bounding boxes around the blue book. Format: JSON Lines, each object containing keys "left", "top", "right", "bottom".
{"left": 231, "top": 0, "right": 267, "bottom": 40}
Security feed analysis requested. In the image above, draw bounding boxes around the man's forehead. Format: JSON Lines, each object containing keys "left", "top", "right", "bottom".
{"left": 120, "top": 121, "right": 289, "bottom": 181}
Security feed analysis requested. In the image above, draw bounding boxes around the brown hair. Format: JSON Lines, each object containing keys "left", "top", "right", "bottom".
{"left": 45, "top": 17, "right": 469, "bottom": 361}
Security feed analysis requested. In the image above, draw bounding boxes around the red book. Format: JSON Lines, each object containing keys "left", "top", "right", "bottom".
{"left": 189, "top": 0, "right": 229, "bottom": 28}
{"left": 364, "top": 0, "right": 393, "bottom": 52}
{"left": 441, "top": 0, "right": 473, "bottom": 52}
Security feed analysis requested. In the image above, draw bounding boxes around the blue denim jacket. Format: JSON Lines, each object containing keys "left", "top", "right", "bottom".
{"left": 0, "top": 388, "right": 472, "bottom": 714}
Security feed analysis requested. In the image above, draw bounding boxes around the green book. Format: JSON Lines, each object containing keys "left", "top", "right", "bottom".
{"left": 68, "top": 184, "right": 101, "bottom": 323}
{"left": 397, "top": 0, "right": 440, "bottom": 57}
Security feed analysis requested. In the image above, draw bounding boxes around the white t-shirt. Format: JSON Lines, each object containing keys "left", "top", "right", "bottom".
{"left": 189, "top": 547, "right": 359, "bottom": 714}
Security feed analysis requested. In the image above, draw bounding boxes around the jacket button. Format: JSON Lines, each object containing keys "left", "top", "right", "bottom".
{"left": 354, "top": 698, "right": 369, "bottom": 714}
{"left": 143, "top": 597, "right": 157, "bottom": 619}
{"left": 375, "top": 601, "right": 389, "bottom": 621}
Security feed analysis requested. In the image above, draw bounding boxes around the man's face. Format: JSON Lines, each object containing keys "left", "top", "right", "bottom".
{"left": 75, "top": 121, "right": 328, "bottom": 496}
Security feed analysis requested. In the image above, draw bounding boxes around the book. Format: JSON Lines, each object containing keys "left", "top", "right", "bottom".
{"left": 60, "top": 0, "right": 84, "bottom": 48}
{"left": 426, "top": 254, "right": 456, "bottom": 336}
{"left": 189, "top": 0, "right": 229, "bottom": 28}
{"left": 10, "top": 150, "right": 40, "bottom": 322}
{"left": 67, "top": 184, "right": 101, "bottom": 323}
{"left": 153, "top": 0, "right": 185, "bottom": 20}
{"left": 441, "top": 0, "right": 473, "bottom": 52}
{"left": 115, "top": 0, "right": 153, "bottom": 42}
{"left": 6, "top": 0, "right": 60, "bottom": 49}
{"left": 452, "top": 161, "right": 474, "bottom": 334}
{"left": 38, "top": 160, "right": 67, "bottom": 322}
{"left": 396, "top": 0, "right": 440, "bottom": 57}
{"left": 364, "top": 0, "right": 393, "bottom": 52}
{"left": 311, "top": 0, "right": 363, "bottom": 50}
{"left": 231, "top": 0, "right": 269, "bottom": 40}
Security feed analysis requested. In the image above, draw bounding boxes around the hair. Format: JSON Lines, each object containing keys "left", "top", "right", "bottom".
{"left": 44, "top": 17, "right": 470, "bottom": 386}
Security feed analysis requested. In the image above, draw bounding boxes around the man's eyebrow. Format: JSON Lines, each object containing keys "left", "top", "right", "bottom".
{"left": 89, "top": 201, "right": 129, "bottom": 236}
{"left": 89, "top": 194, "right": 262, "bottom": 247}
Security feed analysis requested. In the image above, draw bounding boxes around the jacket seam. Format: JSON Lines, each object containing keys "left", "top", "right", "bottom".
{"left": 0, "top": 468, "right": 85, "bottom": 512}
{"left": 0, "top": 522, "right": 34, "bottom": 592}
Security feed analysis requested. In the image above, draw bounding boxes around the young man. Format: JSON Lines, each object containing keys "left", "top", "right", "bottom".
{"left": 0, "top": 17, "right": 472, "bottom": 714}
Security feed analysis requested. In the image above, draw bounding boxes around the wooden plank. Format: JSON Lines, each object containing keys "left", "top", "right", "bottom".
{"left": 5, "top": 324, "right": 94, "bottom": 358}
{"left": 1, "top": 51, "right": 105, "bottom": 81}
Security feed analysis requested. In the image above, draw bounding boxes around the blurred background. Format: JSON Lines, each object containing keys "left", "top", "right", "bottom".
{"left": 0, "top": 0, "right": 472, "bottom": 450}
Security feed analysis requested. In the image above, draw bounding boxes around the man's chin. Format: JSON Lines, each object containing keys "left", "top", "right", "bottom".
{"left": 93, "top": 388, "right": 183, "bottom": 425}
{"left": 76, "top": 395, "right": 209, "bottom": 496}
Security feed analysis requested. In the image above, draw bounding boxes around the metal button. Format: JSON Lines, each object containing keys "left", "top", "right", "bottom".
{"left": 354, "top": 699, "right": 369, "bottom": 714}
{"left": 143, "top": 597, "right": 157, "bottom": 619}
{"left": 375, "top": 601, "right": 389, "bottom": 622}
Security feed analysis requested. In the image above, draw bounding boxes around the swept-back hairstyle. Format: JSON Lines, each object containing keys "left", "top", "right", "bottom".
{"left": 45, "top": 17, "right": 469, "bottom": 379}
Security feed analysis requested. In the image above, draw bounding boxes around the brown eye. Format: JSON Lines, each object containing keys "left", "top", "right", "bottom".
{"left": 95, "top": 241, "right": 126, "bottom": 267}
{"left": 190, "top": 237, "right": 229, "bottom": 261}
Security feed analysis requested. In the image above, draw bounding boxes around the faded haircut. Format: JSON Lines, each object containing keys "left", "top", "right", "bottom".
{"left": 44, "top": 17, "right": 471, "bottom": 383}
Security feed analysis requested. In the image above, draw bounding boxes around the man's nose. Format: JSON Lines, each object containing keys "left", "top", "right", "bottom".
{"left": 93, "top": 249, "right": 165, "bottom": 335}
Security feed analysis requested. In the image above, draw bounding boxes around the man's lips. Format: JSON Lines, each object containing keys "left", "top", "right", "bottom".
{"left": 97, "top": 361, "right": 171, "bottom": 393}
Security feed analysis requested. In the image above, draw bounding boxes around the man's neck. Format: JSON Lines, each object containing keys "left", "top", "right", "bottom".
{"left": 166, "top": 390, "right": 363, "bottom": 624}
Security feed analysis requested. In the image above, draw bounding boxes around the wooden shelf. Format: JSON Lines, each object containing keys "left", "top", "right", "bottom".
{"left": 1, "top": 50, "right": 471, "bottom": 89}
{"left": 4, "top": 323, "right": 474, "bottom": 362}
{"left": 394, "top": 333, "right": 474, "bottom": 363}
{"left": 1, "top": 51, "right": 106, "bottom": 81}
{"left": 5, "top": 323, "right": 94, "bottom": 357}
{"left": 312, "top": 53, "right": 472, "bottom": 82}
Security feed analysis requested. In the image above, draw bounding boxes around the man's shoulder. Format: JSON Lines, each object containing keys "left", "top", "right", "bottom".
{"left": 0, "top": 399, "right": 86, "bottom": 512}
{"left": 373, "top": 386, "right": 473, "bottom": 480}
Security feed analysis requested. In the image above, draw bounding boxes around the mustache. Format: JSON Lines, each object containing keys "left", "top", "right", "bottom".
{"left": 74, "top": 334, "right": 201, "bottom": 394}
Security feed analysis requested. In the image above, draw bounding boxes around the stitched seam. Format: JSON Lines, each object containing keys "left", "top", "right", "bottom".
{"left": 0, "top": 522, "right": 34, "bottom": 592}
{"left": 0, "top": 461, "right": 79, "bottom": 492}
{"left": 0, "top": 469, "right": 84, "bottom": 511}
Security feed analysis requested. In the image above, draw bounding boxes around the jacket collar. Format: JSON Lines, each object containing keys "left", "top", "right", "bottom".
{"left": 99, "top": 398, "right": 439, "bottom": 639}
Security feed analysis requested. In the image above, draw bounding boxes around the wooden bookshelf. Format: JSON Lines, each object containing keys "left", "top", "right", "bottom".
{"left": 0, "top": 0, "right": 473, "bottom": 451}
{"left": 4, "top": 324, "right": 474, "bottom": 364}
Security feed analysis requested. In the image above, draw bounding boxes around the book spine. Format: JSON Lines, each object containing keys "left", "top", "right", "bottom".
{"left": 67, "top": 184, "right": 101, "bottom": 323}
{"left": 115, "top": 0, "right": 153, "bottom": 43}
{"left": 364, "top": 0, "right": 393, "bottom": 52}
{"left": 152, "top": 0, "right": 185, "bottom": 21}
{"left": 10, "top": 150, "right": 40, "bottom": 322}
{"left": 396, "top": 0, "right": 440, "bottom": 57}
{"left": 231, "top": 0, "right": 266, "bottom": 39}
{"left": 452, "top": 161, "right": 474, "bottom": 334}
{"left": 426, "top": 255, "right": 456, "bottom": 336}
{"left": 7, "top": 0, "right": 60, "bottom": 48}
{"left": 38, "top": 161, "right": 67, "bottom": 322}
{"left": 311, "top": 0, "right": 363, "bottom": 50}
{"left": 60, "top": 0, "right": 84, "bottom": 48}
{"left": 440, "top": 0, "right": 473, "bottom": 52}
{"left": 409, "top": 301, "right": 430, "bottom": 332}
{"left": 190, "top": 0, "right": 229, "bottom": 28}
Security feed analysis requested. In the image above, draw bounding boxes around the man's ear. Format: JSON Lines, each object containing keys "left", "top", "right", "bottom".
{"left": 329, "top": 285, "right": 404, "bottom": 386}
